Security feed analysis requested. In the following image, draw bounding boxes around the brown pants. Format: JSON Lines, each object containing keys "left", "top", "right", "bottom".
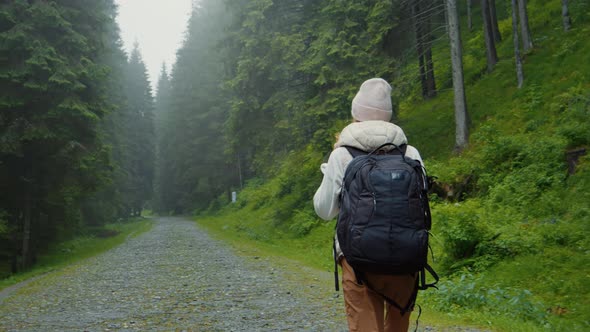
{"left": 341, "top": 258, "right": 417, "bottom": 332}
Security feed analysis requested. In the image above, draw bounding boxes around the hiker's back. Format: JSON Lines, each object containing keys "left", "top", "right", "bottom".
{"left": 313, "top": 78, "right": 437, "bottom": 332}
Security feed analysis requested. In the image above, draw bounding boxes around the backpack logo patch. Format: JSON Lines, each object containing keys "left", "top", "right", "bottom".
{"left": 390, "top": 171, "right": 404, "bottom": 180}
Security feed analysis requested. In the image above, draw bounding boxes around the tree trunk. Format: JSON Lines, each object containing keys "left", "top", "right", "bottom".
{"left": 511, "top": 0, "right": 524, "bottom": 88}
{"left": 481, "top": 0, "right": 498, "bottom": 72}
{"left": 424, "top": 6, "right": 437, "bottom": 99}
{"left": 413, "top": 1, "right": 437, "bottom": 99}
{"left": 412, "top": 2, "right": 428, "bottom": 98}
{"left": 489, "top": 0, "right": 502, "bottom": 42}
{"left": 418, "top": 52, "right": 428, "bottom": 98}
{"left": 447, "top": 0, "right": 470, "bottom": 152}
{"left": 467, "top": 0, "right": 473, "bottom": 31}
{"left": 518, "top": 0, "right": 533, "bottom": 51}
{"left": 20, "top": 169, "right": 33, "bottom": 271}
{"left": 562, "top": 0, "right": 571, "bottom": 31}
{"left": 412, "top": 2, "right": 429, "bottom": 98}
{"left": 237, "top": 153, "right": 243, "bottom": 189}
{"left": 425, "top": 46, "right": 437, "bottom": 98}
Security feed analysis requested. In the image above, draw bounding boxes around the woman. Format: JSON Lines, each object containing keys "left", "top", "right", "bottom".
{"left": 313, "top": 78, "right": 423, "bottom": 332}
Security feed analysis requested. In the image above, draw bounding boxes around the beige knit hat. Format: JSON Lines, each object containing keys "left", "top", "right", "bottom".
{"left": 351, "top": 78, "right": 393, "bottom": 122}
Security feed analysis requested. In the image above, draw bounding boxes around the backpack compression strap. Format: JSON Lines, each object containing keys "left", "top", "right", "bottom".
{"left": 419, "top": 263, "right": 439, "bottom": 290}
{"left": 333, "top": 238, "right": 340, "bottom": 292}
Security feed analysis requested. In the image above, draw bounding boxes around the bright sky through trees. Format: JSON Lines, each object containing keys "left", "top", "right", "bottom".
{"left": 115, "top": 0, "right": 192, "bottom": 90}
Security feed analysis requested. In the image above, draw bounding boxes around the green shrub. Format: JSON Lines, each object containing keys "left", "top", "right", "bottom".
{"left": 233, "top": 178, "right": 273, "bottom": 209}
{"left": 436, "top": 201, "right": 487, "bottom": 262}
{"left": 288, "top": 206, "right": 321, "bottom": 237}
{"left": 431, "top": 273, "right": 549, "bottom": 326}
{"left": 555, "top": 86, "right": 590, "bottom": 148}
{"left": 205, "top": 192, "right": 231, "bottom": 214}
{"left": 434, "top": 200, "right": 528, "bottom": 273}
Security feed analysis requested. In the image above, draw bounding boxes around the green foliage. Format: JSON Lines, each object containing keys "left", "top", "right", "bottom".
{"left": 429, "top": 273, "right": 549, "bottom": 326}
{"left": 288, "top": 207, "right": 321, "bottom": 237}
{"left": 436, "top": 202, "right": 487, "bottom": 261}
{"left": 222, "top": 0, "right": 422, "bottom": 175}
{"left": 232, "top": 178, "right": 272, "bottom": 209}
{"left": 219, "top": 145, "right": 324, "bottom": 238}
{"left": 434, "top": 200, "right": 525, "bottom": 273}
{"left": 554, "top": 86, "right": 590, "bottom": 148}
{"left": 569, "top": 0, "right": 590, "bottom": 24}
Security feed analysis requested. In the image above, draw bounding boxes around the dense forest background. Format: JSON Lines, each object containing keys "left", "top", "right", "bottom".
{"left": 1, "top": 0, "right": 589, "bottom": 330}
{"left": 0, "top": 0, "right": 155, "bottom": 273}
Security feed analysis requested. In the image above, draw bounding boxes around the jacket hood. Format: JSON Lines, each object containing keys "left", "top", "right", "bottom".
{"left": 334, "top": 121, "right": 408, "bottom": 152}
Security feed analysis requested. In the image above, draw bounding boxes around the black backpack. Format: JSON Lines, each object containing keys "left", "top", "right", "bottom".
{"left": 335, "top": 143, "right": 438, "bottom": 314}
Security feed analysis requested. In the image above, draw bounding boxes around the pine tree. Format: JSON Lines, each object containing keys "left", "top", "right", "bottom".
{"left": 0, "top": 0, "right": 120, "bottom": 269}
{"left": 153, "top": 63, "right": 172, "bottom": 213}
{"left": 83, "top": 1, "right": 131, "bottom": 226}
{"left": 119, "top": 43, "right": 155, "bottom": 216}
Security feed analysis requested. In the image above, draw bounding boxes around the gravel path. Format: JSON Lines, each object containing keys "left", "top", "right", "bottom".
{"left": 0, "top": 217, "right": 487, "bottom": 332}
{"left": 0, "top": 217, "right": 347, "bottom": 331}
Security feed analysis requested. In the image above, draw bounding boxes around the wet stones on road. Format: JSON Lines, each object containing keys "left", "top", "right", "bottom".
{"left": 0, "top": 217, "right": 346, "bottom": 331}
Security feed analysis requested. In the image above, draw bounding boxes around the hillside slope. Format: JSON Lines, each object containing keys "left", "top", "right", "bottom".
{"left": 198, "top": 1, "right": 589, "bottom": 330}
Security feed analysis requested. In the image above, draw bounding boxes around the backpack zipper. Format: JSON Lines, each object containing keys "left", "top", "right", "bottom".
{"left": 372, "top": 193, "right": 377, "bottom": 214}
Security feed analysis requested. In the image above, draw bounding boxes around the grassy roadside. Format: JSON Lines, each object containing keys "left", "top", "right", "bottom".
{"left": 0, "top": 217, "right": 153, "bottom": 291}
{"left": 195, "top": 211, "right": 493, "bottom": 332}
{"left": 196, "top": 206, "right": 335, "bottom": 271}
{"left": 198, "top": 199, "right": 588, "bottom": 331}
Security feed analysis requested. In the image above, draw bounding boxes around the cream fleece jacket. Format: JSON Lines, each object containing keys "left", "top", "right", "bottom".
{"left": 313, "top": 120, "right": 423, "bottom": 221}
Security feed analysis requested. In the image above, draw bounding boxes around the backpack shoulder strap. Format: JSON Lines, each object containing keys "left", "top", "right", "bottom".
{"left": 341, "top": 146, "right": 369, "bottom": 192}
{"left": 397, "top": 144, "right": 408, "bottom": 155}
